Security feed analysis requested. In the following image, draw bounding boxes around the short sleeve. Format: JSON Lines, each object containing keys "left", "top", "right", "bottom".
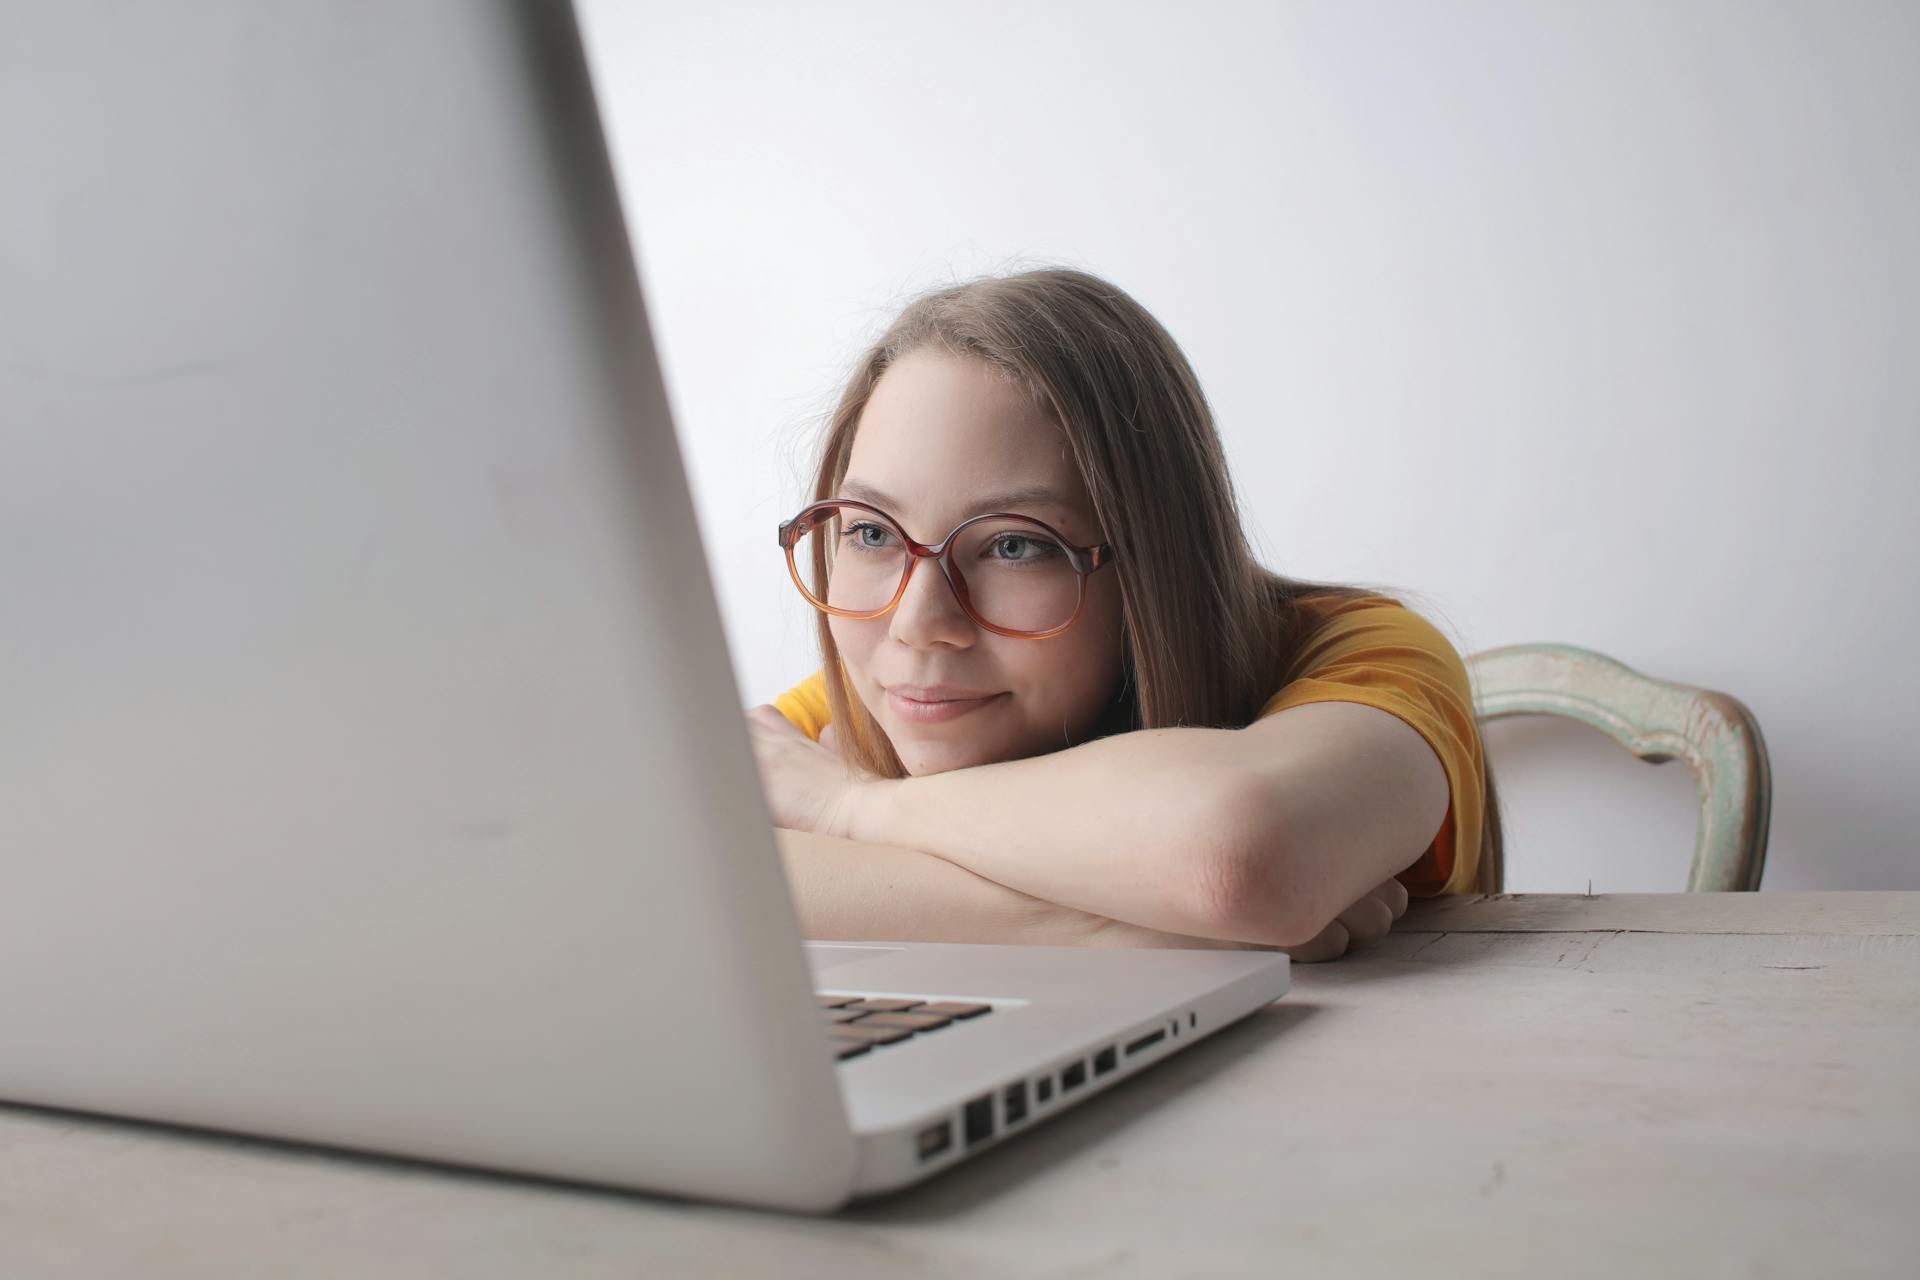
{"left": 1256, "top": 597, "right": 1485, "bottom": 897}
{"left": 771, "top": 670, "right": 832, "bottom": 742}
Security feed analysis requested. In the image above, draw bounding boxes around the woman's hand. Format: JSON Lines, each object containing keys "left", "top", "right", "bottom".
{"left": 744, "top": 706, "right": 875, "bottom": 840}
{"left": 1277, "top": 877, "right": 1409, "bottom": 962}
{"left": 1085, "top": 878, "right": 1408, "bottom": 958}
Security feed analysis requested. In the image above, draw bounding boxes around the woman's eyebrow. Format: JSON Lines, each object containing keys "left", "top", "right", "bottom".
{"left": 839, "top": 479, "right": 1071, "bottom": 513}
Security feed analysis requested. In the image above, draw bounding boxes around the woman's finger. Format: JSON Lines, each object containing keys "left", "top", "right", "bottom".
{"left": 1372, "top": 877, "right": 1409, "bottom": 921}
{"left": 1335, "top": 894, "right": 1395, "bottom": 949}
{"left": 1283, "top": 919, "right": 1350, "bottom": 964}
{"left": 745, "top": 704, "right": 797, "bottom": 734}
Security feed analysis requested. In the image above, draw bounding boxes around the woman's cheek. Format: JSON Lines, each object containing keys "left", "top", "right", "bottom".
{"left": 826, "top": 620, "right": 876, "bottom": 694}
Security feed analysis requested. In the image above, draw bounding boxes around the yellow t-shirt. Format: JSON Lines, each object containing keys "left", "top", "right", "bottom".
{"left": 771, "top": 594, "right": 1484, "bottom": 897}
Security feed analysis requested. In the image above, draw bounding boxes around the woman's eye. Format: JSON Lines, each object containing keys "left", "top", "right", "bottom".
{"left": 843, "top": 522, "right": 894, "bottom": 549}
{"left": 990, "top": 534, "right": 1058, "bottom": 562}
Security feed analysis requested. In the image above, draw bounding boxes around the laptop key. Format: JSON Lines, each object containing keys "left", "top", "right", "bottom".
{"left": 815, "top": 993, "right": 991, "bottom": 1064}
{"left": 857, "top": 1011, "right": 952, "bottom": 1032}
{"left": 917, "top": 1002, "right": 991, "bottom": 1019}
{"left": 831, "top": 1023, "right": 915, "bottom": 1045}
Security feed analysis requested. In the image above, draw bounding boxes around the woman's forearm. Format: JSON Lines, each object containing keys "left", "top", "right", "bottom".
{"left": 843, "top": 725, "right": 1282, "bottom": 942}
{"left": 774, "top": 827, "right": 1245, "bottom": 950}
{"left": 832, "top": 702, "right": 1444, "bottom": 951}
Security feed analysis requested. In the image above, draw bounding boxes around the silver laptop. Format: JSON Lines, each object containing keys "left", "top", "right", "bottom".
{"left": 0, "top": 1, "right": 1289, "bottom": 1211}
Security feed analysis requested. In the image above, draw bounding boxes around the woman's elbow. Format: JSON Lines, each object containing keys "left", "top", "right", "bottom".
{"left": 1181, "top": 776, "right": 1325, "bottom": 948}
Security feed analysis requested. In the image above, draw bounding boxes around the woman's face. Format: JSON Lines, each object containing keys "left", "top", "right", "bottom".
{"left": 829, "top": 349, "right": 1126, "bottom": 776}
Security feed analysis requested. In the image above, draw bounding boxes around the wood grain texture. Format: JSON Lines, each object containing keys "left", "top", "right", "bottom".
{"left": 2, "top": 894, "right": 1915, "bottom": 1279}
{"left": 1404, "top": 890, "right": 1920, "bottom": 935}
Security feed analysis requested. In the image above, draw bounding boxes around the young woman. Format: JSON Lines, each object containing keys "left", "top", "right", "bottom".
{"left": 745, "top": 268, "right": 1501, "bottom": 961}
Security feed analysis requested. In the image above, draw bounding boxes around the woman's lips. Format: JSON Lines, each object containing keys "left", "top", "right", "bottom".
{"left": 885, "top": 689, "right": 1007, "bottom": 724}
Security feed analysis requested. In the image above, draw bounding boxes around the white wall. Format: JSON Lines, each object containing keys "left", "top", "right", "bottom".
{"left": 577, "top": 0, "right": 1920, "bottom": 893}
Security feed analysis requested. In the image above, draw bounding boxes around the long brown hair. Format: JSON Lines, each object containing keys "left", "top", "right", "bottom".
{"left": 804, "top": 268, "right": 1502, "bottom": 893}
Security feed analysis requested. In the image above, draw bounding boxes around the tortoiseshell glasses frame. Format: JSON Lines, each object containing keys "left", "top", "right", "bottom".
{"left": 777, "top": 498, "right": 1116, "bottom": 639}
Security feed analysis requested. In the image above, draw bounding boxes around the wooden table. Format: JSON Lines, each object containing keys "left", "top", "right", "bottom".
{"left": 4, "top": 893, "right": 1916, "bottom": 1278}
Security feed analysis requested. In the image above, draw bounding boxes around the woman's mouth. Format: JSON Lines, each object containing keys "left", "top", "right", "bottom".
{"left": 885, "top": 687, "right": 1007, "bottom": 724}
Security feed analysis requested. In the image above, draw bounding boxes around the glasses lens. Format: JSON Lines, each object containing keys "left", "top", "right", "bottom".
{"left": 794, "top": 507, "right": 909, "bottom": 615}
{"left": 949, "top": 517, "right": 1082, "bottom": 633}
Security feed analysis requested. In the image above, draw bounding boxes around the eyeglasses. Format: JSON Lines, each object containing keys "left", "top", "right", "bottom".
{"left": 777, "top": 499, "right": 1115, "bottom": 639}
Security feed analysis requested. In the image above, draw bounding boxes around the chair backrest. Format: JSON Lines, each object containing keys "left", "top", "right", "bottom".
{"left": 1466, "top": 644, "right": 1772, "bottom": 891}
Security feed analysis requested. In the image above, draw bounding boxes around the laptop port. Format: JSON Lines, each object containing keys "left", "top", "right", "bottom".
{"left": 1094, "top": 1046, "right": 1117, "bottom": 1076}
{"left": 963, "top": 1094, "right": 994, "bottom": 1147}
{"left": 917, "top": 1119, "right": 953, "bottom": 1161}
{"left": 1004, "top": 1080, "right": 1028, "bottom": 1125}
{"left": 1061, "top": 1061, "right": 1087, "bottom": 1092}
{"left": 1126, "top": 1028, "right": 1166, "bottom": 1056}
{"left": 1036, "top": 1076, "right": 1054, "bottom": 1104}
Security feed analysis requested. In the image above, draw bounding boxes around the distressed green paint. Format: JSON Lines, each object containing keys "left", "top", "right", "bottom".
{"left": 1467, "top": 644, "right": 1772, "bottom": 892}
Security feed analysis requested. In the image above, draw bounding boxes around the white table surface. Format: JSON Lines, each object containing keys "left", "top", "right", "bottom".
{"left": 4, "top": 892, "right": 1916, "bottom": 1279}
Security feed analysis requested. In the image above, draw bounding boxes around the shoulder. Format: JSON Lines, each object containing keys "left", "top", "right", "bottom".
{"left": 1276, "top": 593, "right": 1468, "bottom": 692}
{"left": 1257, "top": 591, "right": 1484, "bottom": 897}
{"left": 770, "top": 670, "right": 833, "bottom": 742}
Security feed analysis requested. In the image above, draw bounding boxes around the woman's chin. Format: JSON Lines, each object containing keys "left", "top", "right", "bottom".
{"left": 889, "top": 731, "right": 1003, "bottom": 776}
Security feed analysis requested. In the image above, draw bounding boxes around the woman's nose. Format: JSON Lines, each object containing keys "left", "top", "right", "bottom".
{"left": 887, "top": 554, "right": 976, "bottom": 649}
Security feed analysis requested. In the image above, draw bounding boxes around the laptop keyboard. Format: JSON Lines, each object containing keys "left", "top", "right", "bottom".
{"left": 816, "top": 993, "right": 993, "bottom": 1061}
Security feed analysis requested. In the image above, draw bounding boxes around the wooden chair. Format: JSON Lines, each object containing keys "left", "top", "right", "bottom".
{"left": 1466, "top": 644, "right": 1772, "bottom": 891}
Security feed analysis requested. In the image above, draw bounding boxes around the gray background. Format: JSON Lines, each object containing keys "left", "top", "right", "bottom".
{"left": 576, "top": 0, "right": 1918, "bottom": 893}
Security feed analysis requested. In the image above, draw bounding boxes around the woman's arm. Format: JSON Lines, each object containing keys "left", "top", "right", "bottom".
{"left": 774, "top": 827, "right": 1249, "bottom": 950}
{"left": 749, "top": 701, "right": 1447, "bottom": 949}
